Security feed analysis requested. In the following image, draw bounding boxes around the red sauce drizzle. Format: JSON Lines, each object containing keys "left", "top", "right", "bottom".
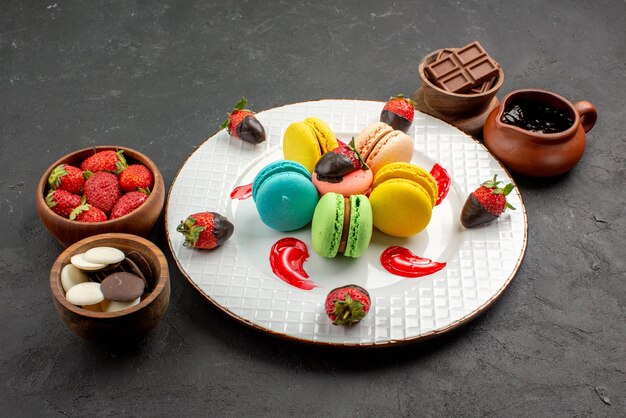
{"left": 380, "top": 246, "right": 446, "bottom": 278}
{"left": 269, "top": 238, "right": 316, "bottom": 290}
{"left": 230, "top": 183, "right": 253, "bottom": 200}
{"left": 430, "top": 163, "right": 450, "bottom": 206}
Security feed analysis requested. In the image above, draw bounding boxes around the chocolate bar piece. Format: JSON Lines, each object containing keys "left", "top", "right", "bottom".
{"left": 426, "top": 41, "right": 499, "bottom": 93}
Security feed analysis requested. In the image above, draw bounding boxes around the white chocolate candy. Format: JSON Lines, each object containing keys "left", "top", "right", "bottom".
{"left": 101, "top": 297, "right": 141, "bottom": 313}
{"left": 83, "top": 247, "right": 125, "bottom": 265}
{"left": 65, "top": 282, "right": 105, "bottom": 306}
{"left": 61, "top": 264, "right": 90, "bottom": 292}
{"left": 70, "top": 253, "right": 107, "bottom": 271}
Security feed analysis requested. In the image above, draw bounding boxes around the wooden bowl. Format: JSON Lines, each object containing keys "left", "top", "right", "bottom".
{"left": 36, "top": 146, "right": 165, "bottom": 247}
{"left": 49, "top": 233, "right": 170, "bottom": 343}
{"left": 418, "top": 50, "right": 504, "bottom": 118}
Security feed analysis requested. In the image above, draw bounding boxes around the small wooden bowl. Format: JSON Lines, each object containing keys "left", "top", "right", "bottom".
{"left": 418, "top": 50, "right": 504, "bottom": 118}
{"left": 50, "top": 233, "right": 170, "bottom": 343}
{"left": 36, "top": 146, "right": 165, "bottom": 247}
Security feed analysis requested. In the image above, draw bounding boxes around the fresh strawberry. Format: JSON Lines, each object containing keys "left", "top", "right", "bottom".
{"left": 119, "top": 164, "right": 154, "bottom": 193}
{"left": 220, "top": 98, "right": 266, "bottom": 144}
{"left": 461, "top": 175, "right": 516, "bottom": 228}
{"left": 47, "top": 164, "right": 85, "bottom": 194}
{"left": 380, "top": 94, "right": 416, "bottom": 133}
{"left": 314, "top": 138, "right": 368, "bottom": 182}
{"left": 176, "top": 212, "right": 234, "bottom": 250}
{"left": 45, "top": 189, "right": 82, "bottom": 218}
{"left": 80, "top": 149, "right": 127, "bottom": 173}
{"left": 325, "top": 285, "right": 371, "bottom": 326}
{"left": 69, "top": 198, "right": 108, "bottom": 222}
{"left": 110, "top": 190, "right": 149, "bottom": 219}
{"left": 83, "top": 171, "right": 122, "bottom": 214}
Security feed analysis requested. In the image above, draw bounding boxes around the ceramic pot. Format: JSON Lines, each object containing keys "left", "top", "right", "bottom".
{"left": 483, "top": 89, "right": 597, "bottom": 177}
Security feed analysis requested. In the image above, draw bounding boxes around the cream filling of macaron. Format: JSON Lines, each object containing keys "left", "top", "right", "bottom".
{"left": 338, "top": 197, "right": 352, "bottom": 253}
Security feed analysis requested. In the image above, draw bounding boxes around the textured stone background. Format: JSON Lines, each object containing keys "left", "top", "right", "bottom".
{"left": 1, "top": 1, "right": 624, "bottom": 416}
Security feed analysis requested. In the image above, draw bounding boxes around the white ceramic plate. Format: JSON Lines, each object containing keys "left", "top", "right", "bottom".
{"left": 165, "top": 99, "right": 527, "bottom": 346}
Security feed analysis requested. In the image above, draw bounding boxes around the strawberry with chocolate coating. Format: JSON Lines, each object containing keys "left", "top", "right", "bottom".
{"left": 325, "top": 285, "right": 371, "bottom": 326}
{"left": 461, "top": 175, "right": 516, "bottom": 228}
{"left": 380, "top": 94, "right": 416, "bottom": 133}
{"left": 314, "top": 138, "right": 368, "bottom": 183}
{"left": 48, "top": 164, "right": 85, "bottom": 194}
{"left": 80, "top": 149, "right": 127, "bottom": 174}
{"left": 45, "top": 189, "right": 82, "bottom": 218}
{"left": 176, "top": 212, "right": 234, "bottom": 250}
{"left": 220, "top": 98, "right": 266, "bottom": 144}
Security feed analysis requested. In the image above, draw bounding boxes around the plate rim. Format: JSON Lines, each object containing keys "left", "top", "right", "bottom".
{"left": 164, "top": 98, "right": 529, "bottom": 347}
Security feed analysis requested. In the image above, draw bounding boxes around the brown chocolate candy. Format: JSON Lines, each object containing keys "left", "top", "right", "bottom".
{"left": 126, "top": 251, "right": 153, "bottom": 286}
{"left": 426, "top": 41, "right": 499, "bottom": 93}
{"left": 120, "top": 257, "right": 148, "bottom": 290}
{"left": 101, "top": 272, "right": 145, "bottom": 302}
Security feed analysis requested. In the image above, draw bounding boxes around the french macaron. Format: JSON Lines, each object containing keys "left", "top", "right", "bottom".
{"left": 312, "top": 140, "right": 373, "bottom": 197}
{"left": 311, "top": 193, "right": 373, "bottom": 258}
{"left": 283, "top": 117, "right": 339, "bottom": 173}
{"left": 354, "top": 122, "right": 414, "bottom": 174}
{"left": 369, "top": 162, "right": 438, "bottom": 237}
{"left": 252, "top": 161, "right": 319, "bottom": 232}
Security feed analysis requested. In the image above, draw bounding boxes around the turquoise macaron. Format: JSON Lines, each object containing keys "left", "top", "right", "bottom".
{"left": 311, "top": 192, "right": 372, "bottom": 258}
{"left": 252, "top": 160, "right": 319, "bottom": 232}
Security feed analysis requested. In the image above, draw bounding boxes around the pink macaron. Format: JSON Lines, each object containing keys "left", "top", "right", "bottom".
{"left": 312, "top": 141, "right": 374, "bottom": 197}
{"left": 354, "top": 122, "right": 414, "bottom": 174}
{"left": 312, "top": 168, "right": 373, "bottom": 197}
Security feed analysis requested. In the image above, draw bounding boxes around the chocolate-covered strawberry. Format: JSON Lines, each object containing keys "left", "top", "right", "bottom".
{"left": 220, "top": 98, "right": 266, "bottom": 144}
{"left": 48, "top": 164, "right": 85, "bottom": 194}
{"left": 325, "top": 285, "right": 371, "bottom": 326}
{"left": 176, "top": 212, "right": 234, "bottom": 250}
{"left": 314, "top": 139, "right": 368, "bottom": 183}
{"left": 461, "top": 175, "right": 516, "bottom": 228}
{"left": 380, "top": 94, "right": 416, "bottom": 133}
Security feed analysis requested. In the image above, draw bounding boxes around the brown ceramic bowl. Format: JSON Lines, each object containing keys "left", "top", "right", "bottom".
{"left": 418, "top": 50, "right": 504, "bottom": 118}
{"left": 36, "top": 146, "right": 165, "bottom": 247}
{"left": 49, "top": 233, "right": 170, "bottom": 343}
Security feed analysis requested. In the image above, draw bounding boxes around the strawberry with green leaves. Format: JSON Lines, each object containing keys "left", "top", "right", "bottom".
{"left": 119, "top": 164, "right": 154, "bottom": 193}
{"left": 80, "top": 149, "right": 127, "bottom": 174}
{"left": 380, "top": 94, "right": 416, "bottom": 133}
{"left": 220, "top": 98, "right": 266, "bottom": 144}
{"left": 461, "top": 175, "right": 516, "bottom": 228}
{"left": 48, "top": 164, "right": 85, "bottom": 195}
{"left": 325, "top": 285, "right": 371, "bottom": 326}
{"left": 314, "top": 138, "right": 368, "bottom": 183}
{"left": 46, "top": 189, "right": 82, "bottom": 218}
{"left": 176, "top": 212, "right": 234, "bottom": 250}
{"left": 110, "top": 190, "right": 149, "bottom": 219}
{"left": 69, "top": 197, "right": 108, "bottom": 222}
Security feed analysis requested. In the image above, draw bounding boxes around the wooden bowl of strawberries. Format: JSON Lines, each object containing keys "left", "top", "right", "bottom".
{"left": 36, "top": 146, "right": 165, "bottom": 247}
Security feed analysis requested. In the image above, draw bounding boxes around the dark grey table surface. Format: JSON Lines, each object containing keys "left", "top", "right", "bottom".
{"left": 1, "top": 1, "right": 624, "bottom": 416}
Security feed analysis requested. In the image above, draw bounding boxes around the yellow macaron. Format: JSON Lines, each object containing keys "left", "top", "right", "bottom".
{"left": 283, "top": 117, "right": 338, "bottom": 173}
{"left": 369, "top": 162, "right": 438, "bottom": 237}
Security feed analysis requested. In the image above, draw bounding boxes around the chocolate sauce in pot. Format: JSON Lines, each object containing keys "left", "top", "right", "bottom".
{"left": 501, "top": 100, "right": 573, "bottom": 134}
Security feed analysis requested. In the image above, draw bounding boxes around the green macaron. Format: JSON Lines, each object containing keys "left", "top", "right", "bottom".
{"left": 311, "top": 192, "right": 373, "bottom": 258}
